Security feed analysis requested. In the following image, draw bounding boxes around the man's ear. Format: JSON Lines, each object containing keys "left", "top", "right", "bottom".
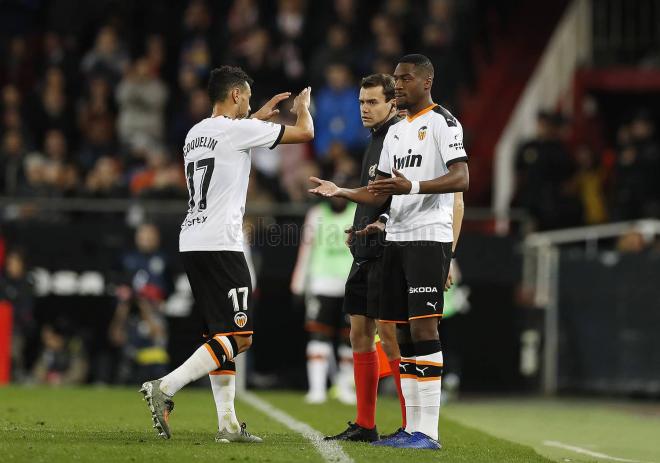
{"left": 388, "top": 99, "right": 397, "bottom": 114}
{"left": 231, "top": 87, "right": 240, "bottom": 104}
{"left": 424, "top": 75, "right": 434, "bottom": 91}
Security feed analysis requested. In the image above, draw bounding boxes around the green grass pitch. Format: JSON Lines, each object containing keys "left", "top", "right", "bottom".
{"left": 1, "top": 387, "right": 658, "bottom": 463}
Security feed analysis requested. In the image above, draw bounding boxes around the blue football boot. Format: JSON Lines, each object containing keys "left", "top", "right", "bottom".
{"left": 371, "top": 428, "right": 411, "bottom": 447}
{"left": 394, "top": 431, "right": 442, "bottom": 450}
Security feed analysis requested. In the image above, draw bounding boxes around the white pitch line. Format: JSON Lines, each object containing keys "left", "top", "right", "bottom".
{"left": 543, "top": 440, "right": 646, "bottom": 463}
{"left": 242, "top": 392, "right": 353, "bottom": 463}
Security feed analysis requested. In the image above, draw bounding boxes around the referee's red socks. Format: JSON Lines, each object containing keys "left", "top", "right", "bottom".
{"left": 353, "top": 350, "right": 379, "bottom": 430}
{"left": 388, "top": 357, "right": 407, "bottom": 429}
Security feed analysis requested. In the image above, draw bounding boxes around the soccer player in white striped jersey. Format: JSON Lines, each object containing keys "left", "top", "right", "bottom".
{"left": 309, "top": 54, "right": 468, "bottom": 450}
{"left": 141, "top": 65, "right": 314, "bottom": 441}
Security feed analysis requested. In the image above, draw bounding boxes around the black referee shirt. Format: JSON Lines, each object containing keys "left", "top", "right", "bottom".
{"left": 350, "top": 115, "right": 401, "bottom": 261}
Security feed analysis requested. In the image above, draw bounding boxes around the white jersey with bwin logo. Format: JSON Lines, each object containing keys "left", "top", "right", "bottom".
{"left": 179, "top": 116, "right": 284, "bottom": 252}
{"left": 376, "top": 104, "right": 468, "bottom": 243}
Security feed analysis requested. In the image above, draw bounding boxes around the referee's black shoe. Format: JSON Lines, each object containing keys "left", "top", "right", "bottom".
{"left": 323, "top": 422, "right": 379, "bottom": 442}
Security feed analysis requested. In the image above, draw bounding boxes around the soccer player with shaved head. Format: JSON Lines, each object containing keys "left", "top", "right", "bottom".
{"left": 309, "top": 54, "right": 468, "bottom": 450}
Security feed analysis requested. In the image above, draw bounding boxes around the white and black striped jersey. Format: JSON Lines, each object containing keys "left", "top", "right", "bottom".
{"left": 179, "top": 116, "right": 284, "bottom": 252}
{"left": 376, "top": 104, "right": 468, "bottom": 243}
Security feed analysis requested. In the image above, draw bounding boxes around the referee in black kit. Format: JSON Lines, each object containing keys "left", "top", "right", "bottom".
{"left": 323, "top": 74, "right": 407, "bottom": 442}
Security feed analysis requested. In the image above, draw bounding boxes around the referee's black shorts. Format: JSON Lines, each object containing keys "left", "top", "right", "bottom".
{"left": 180, "top": 251, "right": 253, "bottom": 336}
{"left": 379, "top": 241, "right": 452, "bottom": 324}
{"left": 343, "top": 257, "right": 383, "bottom": 319}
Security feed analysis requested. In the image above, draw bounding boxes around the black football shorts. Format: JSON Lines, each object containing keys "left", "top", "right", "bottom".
{"left": 379, "top": 241, "right": 452, "bottom": 323}
{"left": 343, "top": 257, "right": 382, "bottom": 319}
{"left": 180, "top": 250, "right": 253, "bottom": 336}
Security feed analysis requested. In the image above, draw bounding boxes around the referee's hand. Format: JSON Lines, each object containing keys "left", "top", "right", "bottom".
{"left": 354, "top": 220, "right": 385, "bottom": 236}
{"left": 344, "top": 227, "right": 355, "bottom": 247}
{"left": 367, "top": 169, "right": 412, "bottom": 195}
{"left": 308, "top": 177, "right": 340, "bottom": 197}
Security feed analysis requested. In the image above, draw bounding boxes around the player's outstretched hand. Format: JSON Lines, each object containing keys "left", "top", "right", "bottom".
{"left": 291, "top": 87, "right": 312, "bottom": 113}
{"left": 308, "top": 176, "right": 340, "bottom": 197}
{"left": 251, "top": 92, "right": 291, "bottom": 120}
{"left": 366, "top": 168, "right": 412, "bottom": 195}
{"left": 354, "top": 220, "right": 385, "bottom": 236}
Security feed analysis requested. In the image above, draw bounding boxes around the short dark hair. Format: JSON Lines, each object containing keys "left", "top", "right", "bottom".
{"left": 360, "top": 73, "right": 395, "bottom": 101}
{"left": 398, "top": 54, "right": 434, "bottom": 77}
{"left": 207, "top": 65, "right": 254, "bottom": 104}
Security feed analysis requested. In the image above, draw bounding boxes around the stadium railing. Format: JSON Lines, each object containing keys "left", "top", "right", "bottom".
{"left": 523, "top": 219, "right": 660, "bottom": 395}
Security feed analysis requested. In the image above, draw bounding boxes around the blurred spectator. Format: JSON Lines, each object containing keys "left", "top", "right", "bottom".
{"left": 1, "top": 37, "right": 35, "bottom": 92}
{"left": 30, "top": 129, "right": 81, "bottom": 197}
{"left": 327, "top": 141, "right": 358, "bottom": 179}
{"left": 32, "top": 319, "right": 89, "bottom": 386}
{"left": 42, "top": 128, "right": 69, "bottom": 164}
{"left": 1, "top": 84, "right": 22, "bottom": 111}
{"left": 514, "top": 110, "right": 579, "bottom": 230}
{"left": 233, "top": 28, "right": 283, "bottom": 105}
{"left": 42, "top": 32, "right": 78, "bottom": 82}
{"left": 611, "top": 111, "right": 660, "bottom": 220}
{"left": 273, "top": 0, "right": 307, "bottom": 85}
{"left": 181, "top": 0, "right": 215, "bottom": 79}
{"left": 18, "top": 154, "right": 49, "bottom": 197}
{"left": 228, "top": 0, "right": 260, "bottom": 40}
{"left": 44, "top": 162, "right": 80, "bottom": 197}
{"left": 3, "top": 107, "right": 33, "bottom": 148}
{"left": 29, "top": 75, "right": 74, "bottom": 143}
{"left": 313, "top": 63, "right": 366, "bottom": 157}
{"left": 616, "top": 229, "right": 649, "bottom": 254}
{"left": 81, "top": 26, "right": 129, "bottom": 87}
{"left": 246, "top": 169, "right": 276, "bottom": 205}
{"left": 1, "top": 129, "right": 27, "bottom": 194}
{"left": 309, "top": 25, "right": 355, "bottom": 87}
{"left": 108, "top": 223, "right": 172, "bottom": 384}
{"left": 421, "top": 0, "right": 460, "bottom": 109}
{"left": 84, "top": 156, "right": 127, "bottom": 198}
{"left": 374, "top": 29, "right": 404, "bottom": 66}
{"left": 145, "top": 35, "right": 167, "bottom": 76}
{"left": 170, "top": 87, "right": 210, "bottom": 149}
{"left": 0, "top": 249, "right": 36, "bottom": 382}
{"left": 571, "top": 145, "right": 608, "bottom": 225}
{"left": 116, "top": 58, "right": 168, "bottom": 148}
{"left": 130, "top": 150, "right": 186, "bottom": 199}
{"left": 77, "top": 77, "right": 116, "bottom": 172}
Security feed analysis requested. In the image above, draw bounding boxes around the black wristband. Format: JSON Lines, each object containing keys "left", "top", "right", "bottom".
{"left": 451, "top": 251, "right": 456, "bottom": 259}
{"left": 378, "top": 213, "right": 389, "bottom": 224}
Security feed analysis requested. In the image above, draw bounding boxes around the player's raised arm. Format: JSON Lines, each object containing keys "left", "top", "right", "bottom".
{"left": 308, "top": 175, "right": 389, "bottom": 206}
{"left": 279, "top": 87, "right": 314, "bottom": 144}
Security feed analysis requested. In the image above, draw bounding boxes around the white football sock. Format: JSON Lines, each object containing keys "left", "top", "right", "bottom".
{"left": 336, "top": 344, "right": 356, "bottom": 403}
{"left": 416, "top": 350, "right": 443, "bottom": 441}
{"left": 400, "top": 356, "right": 420, "bottom": 434}
{"left": 306, "top": 340, "right": 332, "bottom": 400}
{"left": 210, "top": 362, "right": 240, "bottom": 433}
{"left": 160, "top": 335, "right": 234, "bottom": 396}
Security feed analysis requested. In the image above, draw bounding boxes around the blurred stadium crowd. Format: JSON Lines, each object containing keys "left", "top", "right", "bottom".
{"left": 0, "top": 0, "right": 480, "bottom": 207}
{"left": 514, "top": 108, "right": 660, "bottom": 231}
